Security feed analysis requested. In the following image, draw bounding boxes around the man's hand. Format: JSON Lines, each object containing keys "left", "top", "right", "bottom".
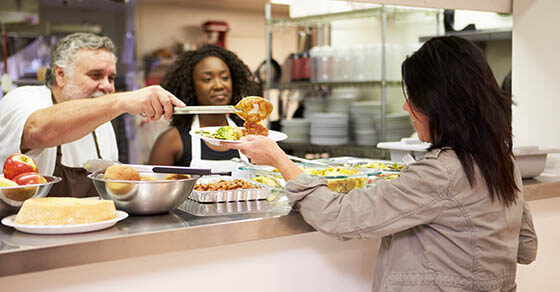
{"left": 116, "top": 85, "right": 185, "bottom": 121}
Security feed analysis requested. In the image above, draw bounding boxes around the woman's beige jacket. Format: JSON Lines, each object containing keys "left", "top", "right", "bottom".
{"left": 286, "top": 148, "right": 537, "bottom": 292}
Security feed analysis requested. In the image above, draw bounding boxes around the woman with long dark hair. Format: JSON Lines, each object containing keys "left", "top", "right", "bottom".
{"left": 148, "top": 44, "right": 261, "bottom": 168}
{"left": 222, "top": 36, "right": 537, "bottom": 291}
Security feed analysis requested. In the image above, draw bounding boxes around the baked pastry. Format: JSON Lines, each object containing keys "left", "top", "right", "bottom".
{"left": 14, "top": 197, "right": 117, "bottom": 225}
{"left": 234, "top": 96, "right": 273, "bottom": 136}
{"left": 104, "top": 165, "right": 140, "bottom": 195}
{"left": 104, "top": 165, "right": 140, "bottom": 181}
{"left": 234, "top": 96, "right": 273, "bottom": 123}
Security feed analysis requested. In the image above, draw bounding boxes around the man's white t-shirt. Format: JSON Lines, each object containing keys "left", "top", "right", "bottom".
{"left": 0, "top": 85, "right": 118, "bottom": 176}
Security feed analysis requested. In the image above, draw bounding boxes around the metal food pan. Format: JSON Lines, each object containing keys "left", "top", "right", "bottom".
{"left": 189, "top": 176, "right": 272, "bottom": 203}
{"left": 178, "top": 199, "right": 289, "bottom": 216}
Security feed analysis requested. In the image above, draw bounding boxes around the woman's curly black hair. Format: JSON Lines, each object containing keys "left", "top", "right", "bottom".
{"left": 162, "top": 44, "right": 262, "bottom": 129}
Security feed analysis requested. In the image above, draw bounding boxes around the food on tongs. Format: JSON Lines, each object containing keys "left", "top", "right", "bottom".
{"left": 234, "top": 96, "right": 273, "bottom": 123}
{"left": 195, "top": 96, "right": 274, "bottom": 140}
{"left": 234, "top": 96, "right": 273, "bottom": 136}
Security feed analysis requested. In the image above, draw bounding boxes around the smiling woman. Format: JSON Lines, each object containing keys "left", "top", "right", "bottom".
{"left": 148, "top": 44, "right": 262, "bottom": 168}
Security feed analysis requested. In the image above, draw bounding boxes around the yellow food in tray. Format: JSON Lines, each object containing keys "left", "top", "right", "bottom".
{"left": 252, "top": 175, "right": 283, "bottom": 189}
{"left": 355, "top": 161, "right": 405, "bottom": 171}
{"left": 302, "top": 166, "right": 367, "bottom": 193}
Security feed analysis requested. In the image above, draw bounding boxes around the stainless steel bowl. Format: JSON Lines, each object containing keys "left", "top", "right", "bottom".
{"left": 0, "top": 175, "right": 62, "bottom": 217}
{"left": 88, "top": 173, "right": 199, "bottom": 215}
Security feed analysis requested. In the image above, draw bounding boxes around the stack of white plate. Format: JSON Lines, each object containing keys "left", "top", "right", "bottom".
{"left": 326, "top": 87, "right": 360, "bottom": 114}
{"left": 326, "top": 96, "right": 355, "bottom": 113}
{"left": 350, "top": 101, "right": 381, "bottom": 146}
{"left": 303, "top": 97, "right": 326, "bottom": 118}
{"left": 280, "top": 118, "right": 310, "bottom": 143}
{"left": 382, "top": 112, "right": 414, "bottom": 142}
{"left": 310, "top": 113, "right": 349, "bottom": 145}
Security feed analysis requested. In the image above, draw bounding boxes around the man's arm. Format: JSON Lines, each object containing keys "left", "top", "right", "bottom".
{"left": 21, "top": 85, "right": 185, "bottom": 151}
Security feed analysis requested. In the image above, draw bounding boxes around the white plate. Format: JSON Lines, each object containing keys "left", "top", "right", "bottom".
{"left": 190, "top": 127, "right": 287, "bottom": 146}
{"left": 1, "top": 210, "right": 128, "bottom": 235}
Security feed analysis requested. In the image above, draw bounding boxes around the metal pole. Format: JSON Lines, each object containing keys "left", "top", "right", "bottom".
{"left": 380, "top": 6, "right": 387, "bottom": 142}
{"left": 436, "top": 10, "right": 441, "bottom": 36}
{"left": 265, "top": 2, "right": 272, "bottom": 90}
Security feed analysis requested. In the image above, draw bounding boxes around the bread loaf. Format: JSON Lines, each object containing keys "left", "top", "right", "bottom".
{"left": 15, "top": 197, "right": 117, "bottom": 225}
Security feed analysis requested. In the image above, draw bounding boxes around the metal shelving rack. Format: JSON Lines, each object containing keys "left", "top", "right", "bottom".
{"left": 264, "top": 3, "right": 391, "bottom": 143}
{"left": 264, "top": 3, "right": 439, "bottom": 155}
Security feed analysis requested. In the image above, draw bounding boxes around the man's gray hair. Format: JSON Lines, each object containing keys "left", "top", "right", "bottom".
{"left": 46, "top": 33, "right": 116, "bottom": 88}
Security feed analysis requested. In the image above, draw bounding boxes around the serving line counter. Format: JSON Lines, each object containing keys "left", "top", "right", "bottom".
{"left": 0, "top": 175, "right": 559, "bottom": 282}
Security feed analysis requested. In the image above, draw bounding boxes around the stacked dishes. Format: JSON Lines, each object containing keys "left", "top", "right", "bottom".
{"left": 326, "top": 87, "right": 360, "bottom": 114}
{"left": 310, "top": 113, "right": 349, "bottom": 145}
{"left": 382, "top": 112, "right": 414, "bottom": 142}
{"left": 303, "top": 96, "right": 326, "bottom": 118}
{"left": 350, "top": 101, "right": 381, "bottom": 146}
{"left": 280, "top": 118, "right": 310, "bottom": 143}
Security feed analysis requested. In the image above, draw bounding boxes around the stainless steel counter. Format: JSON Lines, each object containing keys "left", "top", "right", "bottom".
{"left": 1, "top": 175, "right": 559, "bottom": 277}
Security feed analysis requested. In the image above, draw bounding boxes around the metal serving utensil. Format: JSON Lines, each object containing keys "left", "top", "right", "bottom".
{"left": 173, "top": 105, "right": 242, "bottom": 115}
{"left": 286, "top": 155, "right": 330, "bottom": 167}
{"left": 83, "top": 160, "right": 231, "bottom": 176}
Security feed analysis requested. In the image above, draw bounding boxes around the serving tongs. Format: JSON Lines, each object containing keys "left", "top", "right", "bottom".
{"left": 83, "top": 160, "right": 231, "bottom": 176}
{"left": 174, "top": 105, "right": 242, "bottom": 115}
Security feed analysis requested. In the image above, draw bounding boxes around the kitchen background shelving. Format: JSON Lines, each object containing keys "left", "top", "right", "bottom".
{"left": 264, "top": 3, "right": 441, "bottom": 158}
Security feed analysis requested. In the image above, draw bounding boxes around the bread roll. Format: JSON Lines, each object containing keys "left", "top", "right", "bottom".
{"left": 104, "top": 165, "right": 140, "bottom": 181}
{"left": 104, "top": 165, "right": 140, "bottom": 195}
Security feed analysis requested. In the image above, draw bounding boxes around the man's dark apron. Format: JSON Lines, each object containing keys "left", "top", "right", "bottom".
{"left": 47, "top": 93, "right": 101, "bottom": 197}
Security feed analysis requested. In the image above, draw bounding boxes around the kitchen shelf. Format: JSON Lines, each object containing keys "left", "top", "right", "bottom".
{"left": 279, "top": 141, "right": 388, "bottom": 160}
{"left": 270, "top": 7, "right": 382, "bottom": 27}
{"left": 265, "top": 4, "right": 438, "bottom": 142}
{"left": 13, "top": 79, "right": 45, "bottom": 86}
{"left": 419, "top": 28, "right": 512, "bottom": 42}
{"left": 269, "top": 80, "right": 401, "bottom": 89}
{"left": 270, "top": 6, "right": 440, "bottom": 27}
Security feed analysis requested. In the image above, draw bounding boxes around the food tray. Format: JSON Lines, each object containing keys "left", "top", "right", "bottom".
{"left": 342, "top": 159, "right": 404, "bottom": 173}
{"left": 178, "top": 198, "right": 290, "bottom": 216}
{"left": 237, "top": 166, "right": 286, "bottom": 192}
{"left": 300, "top": 165, "right": 369, "bottom": 193}
{"left": 189, "top": 176, "right": 272, "bottom": 203}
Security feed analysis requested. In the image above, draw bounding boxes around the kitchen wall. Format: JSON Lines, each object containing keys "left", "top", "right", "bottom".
{"left": 39, "top": 1, "right": 127, "bottom": 74}
{"left": 512, "top": 0, "right": 560, "bottom": 172}
{"left": 135, "top": 2, "right": 297, "bottom": 72}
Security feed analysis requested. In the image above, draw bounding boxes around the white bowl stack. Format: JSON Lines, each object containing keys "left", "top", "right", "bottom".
{"left": 310, "top": 113, "right": 350, "bottom": 145}
{"left": 350, "top": 101, "right": 381, "bottom": 146}
{"left": 382, "top": 112, "right": 414, "bottom": 142}
{"left": 326, "top": 87, "right": 360, "bottom": 114}
{"left": 280, "top": 118, "right": 311, "bottom": 143}
{"left": 303, "top": 96, "right": 326, "bottom": 118}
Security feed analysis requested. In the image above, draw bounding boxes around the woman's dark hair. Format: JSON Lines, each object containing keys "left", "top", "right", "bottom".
{"left": 401, "top": 36, "right": 518, "bottom": 206}
{"left": 162, "top": 44, "right": 262, "bottom": 129}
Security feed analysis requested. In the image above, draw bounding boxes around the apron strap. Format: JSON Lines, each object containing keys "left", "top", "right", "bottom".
{"left": 91, "top": 131, "right": 102, "bottom": 159}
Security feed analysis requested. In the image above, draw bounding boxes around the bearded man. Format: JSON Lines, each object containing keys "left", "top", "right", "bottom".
{"left": 0, "top": 33, "right": 184, "bottom": 196}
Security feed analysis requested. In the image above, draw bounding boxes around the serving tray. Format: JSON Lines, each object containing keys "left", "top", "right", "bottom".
{"left": 189, "top": 176, "right": 272, "bottom": 203}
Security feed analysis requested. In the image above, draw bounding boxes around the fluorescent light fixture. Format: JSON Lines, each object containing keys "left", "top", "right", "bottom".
{"left": 271, "top": 0, "right": 293, "bottom": 5}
